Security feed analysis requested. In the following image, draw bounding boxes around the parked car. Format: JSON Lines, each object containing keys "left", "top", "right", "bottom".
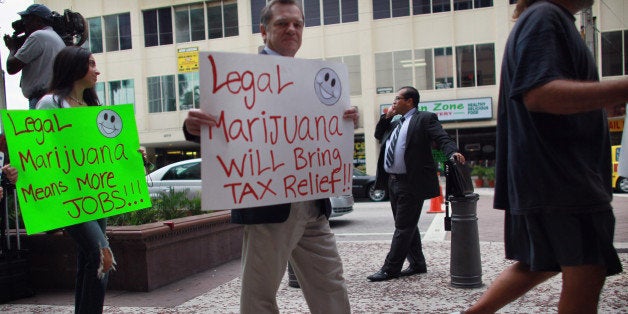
{"left": 352, "top": 168, "right": 387, "bottom": 202}
{"left": 146, "top": 158, "right": 354, "bottom": 217}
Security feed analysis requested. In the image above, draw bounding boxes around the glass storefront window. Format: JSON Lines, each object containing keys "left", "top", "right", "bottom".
{"left": 109, "top": 79, "right": 135, "bottom": 107}
{"left": 178, "top": 72, "right": 200, "bottom": 110}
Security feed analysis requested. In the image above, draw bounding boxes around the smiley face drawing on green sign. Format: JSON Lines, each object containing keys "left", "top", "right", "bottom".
{"left": 97, "top": 109, "right": 123, "bottom": 138}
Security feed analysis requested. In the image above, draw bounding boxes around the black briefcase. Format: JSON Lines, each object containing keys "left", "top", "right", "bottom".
{"left": 444, "top": 159, "right": 474, "bottom": 198}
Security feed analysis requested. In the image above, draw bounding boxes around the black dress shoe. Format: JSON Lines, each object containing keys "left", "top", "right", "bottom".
{"left": 367, "top": 270, "right": 400, "bottom": 282}
{"left": 400, "top": 265, "right": 427, "bottom": 277}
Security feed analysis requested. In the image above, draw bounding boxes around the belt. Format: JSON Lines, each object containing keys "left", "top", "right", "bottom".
{"left": 388, "top": 173, "right": 408, "bottom": 180}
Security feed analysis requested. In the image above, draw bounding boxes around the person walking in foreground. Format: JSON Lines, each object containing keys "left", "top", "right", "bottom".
{"left": 183, "top": 1, "right": 357, "bottom": 313}
{"left": 367, "top": 86, "right": 465, "bottom": 282}
{"left": 462, "top": 0, "right": 626, "bottom": 313}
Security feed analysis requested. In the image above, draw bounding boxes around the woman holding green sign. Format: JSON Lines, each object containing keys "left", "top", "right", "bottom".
{"left": 36, "top": 46, "right": 113, "bottom": 314}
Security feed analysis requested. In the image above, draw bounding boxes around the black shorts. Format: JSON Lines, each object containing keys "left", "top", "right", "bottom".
{"left": 504, "top": 210, "right": 623, "bottom": 276}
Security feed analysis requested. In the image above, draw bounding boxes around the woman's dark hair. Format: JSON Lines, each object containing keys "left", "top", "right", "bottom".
{"left": 49, "top": 46, "right": 100, "bottom": 106}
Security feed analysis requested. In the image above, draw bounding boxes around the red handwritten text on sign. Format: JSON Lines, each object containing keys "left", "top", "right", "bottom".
{"left": 209, "top": 54, "right": 294, "bottom": 109}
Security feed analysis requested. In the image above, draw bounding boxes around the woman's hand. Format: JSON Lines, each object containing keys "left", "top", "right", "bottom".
{"left": 2, "top": 165, "right": 17, "bottom": 184}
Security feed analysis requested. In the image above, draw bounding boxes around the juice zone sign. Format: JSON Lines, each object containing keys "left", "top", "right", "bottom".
{"left": 198, "top": 52, "right": 354, "bottom": 210}
{"left": 418, "top": 97, "right": 493, "bottom": 121}
{"left": 1, "top": 105, "right": 150, "bottom": 234}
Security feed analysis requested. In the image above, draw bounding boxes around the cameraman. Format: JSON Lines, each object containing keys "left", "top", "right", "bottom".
{"left": 4, "top": 4, "right": 65, "bottom": 109}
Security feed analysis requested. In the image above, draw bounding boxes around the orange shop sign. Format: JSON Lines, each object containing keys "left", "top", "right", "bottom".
{"left": 608, "top": 117, "right": 624, "bottom": 132}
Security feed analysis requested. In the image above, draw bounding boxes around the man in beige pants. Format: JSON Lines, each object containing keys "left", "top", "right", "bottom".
{"left": 183, "top": 1, "right": 357, "bottom": 313}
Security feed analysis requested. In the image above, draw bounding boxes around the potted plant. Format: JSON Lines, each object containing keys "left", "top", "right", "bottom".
{"left": 484, "top": 167, "right": 496, "bottom": 187}
{"left": 471, "top": 165, "right": 486, "bottom": 188}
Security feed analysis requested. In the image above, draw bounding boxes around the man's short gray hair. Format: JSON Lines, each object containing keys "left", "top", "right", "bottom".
{"left": 260, "top": 0, "right": 304, "bottom": 28}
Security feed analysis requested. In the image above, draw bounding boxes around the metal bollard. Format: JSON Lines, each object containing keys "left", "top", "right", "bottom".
{"left": 449, "top": 193, "right": 483, "bottom": 288}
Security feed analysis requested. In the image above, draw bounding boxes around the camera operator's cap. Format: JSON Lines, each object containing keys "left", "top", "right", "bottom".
{"left": 18, "top": 4, "right": 53, "bottom": 21}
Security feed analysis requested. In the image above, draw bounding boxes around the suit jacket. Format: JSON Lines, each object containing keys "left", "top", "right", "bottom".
{"left": 182, "top": 48, "right": 331, "bottom": 224}
{"left": 374, "top": 111, "right": 458, "bottom": 200}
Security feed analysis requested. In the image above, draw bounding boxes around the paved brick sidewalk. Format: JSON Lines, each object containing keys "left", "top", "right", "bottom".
{"left": 1, "top": 189, "right": 626, "bottom": 313}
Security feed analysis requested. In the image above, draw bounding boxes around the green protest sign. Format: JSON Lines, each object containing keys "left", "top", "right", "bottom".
{"left": 1, "top": 105, "right": 151, "bottom": 234}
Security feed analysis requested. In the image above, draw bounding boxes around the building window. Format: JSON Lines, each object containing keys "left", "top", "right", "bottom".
{"left": 413, "top": 49, "right": 434, "bottom": 90}
{"left": 251, "top": 0, "right": 266, "bottom": 34}
{"left": 375, "top": 53, "right": 394, "bottom": 92}
{"left": 208, "top": 0, "right": 239, "bottom": 39}
{"left": 95, "top": 82, "right": 105, "bottom": 104}
{"left": 143, "top": 8, "right": 173, "bottom": 47}
{"left": 84, "top": 17, "right": 103, "bottom": 53}
{"left": 434, "top": 47, "right": 454, "bottom": 89}
{"left": 304, "top": 0, "right": 321, "bottom": 26}
{"left": 454, "top": 0, "right": 492, "bottom": 11}
{"left": 104, "top": 13, "right": 132, "bottom": 52}
{"left": 377, "top": 47, "right": 493, "bottom": 92}
{"left": 392, "top": 0, "right": 410, "bottom": 17}
{"left": 454, "top": 0, "right": 472, "bottom": 10}
{"left": 509, "top": 0, "right": 517, "bottom": 4}
{"left": 474, "top": 0, "right": 493, "bottom": 8}
{"left": 373, "top": 0, "right": 410, "bottom": 19}
{"left": 148, "top": 76, "right": 176, "bottom": 113}
{"left": 323, "top": 0, "right": 340, "bottom": 24}
{"left": 601, "top": 30, "right": 625, "bottom": 77}
{"left": 413, "top": 0, "right": 431, "bottom": 15}
{"left": 109, "top": 79, "right": 135, "bottom": 107}
{"left": 178, "top": 72, "right": 200, "bottom": 110}
{"left": 394, "top": 50, "right": 413, "bottom": 89}
{"left": 322, "top": 0, "right": 358, "bottom": 24}
{"left": 432, "top": 0, "right": 452, "bottom": 13}
{"left": 375, "top": 50, "right": 414, "bottom": 92}
{"left": 326, "top": 55, "right": 361, "bottom": 95}
{"left": 456, "top": 43, "right": 495, "bottom": 87}
{"left": 341, "top": 0, "right": 358, "bottom": 22}
{"left": 175, "top": 4, "right": 205, "bottom": 43}
{"left": 475, "top": 43, "right": 496, "bottom": 86}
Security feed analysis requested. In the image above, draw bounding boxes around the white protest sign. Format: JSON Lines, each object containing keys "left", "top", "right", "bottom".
{"left": 199, "top": 51, "right": 354, "bottom": 210}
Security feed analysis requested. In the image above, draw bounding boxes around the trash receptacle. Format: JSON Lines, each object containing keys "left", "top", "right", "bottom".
{"left": 449, "top": 193, "right": 483, "bottom": 288}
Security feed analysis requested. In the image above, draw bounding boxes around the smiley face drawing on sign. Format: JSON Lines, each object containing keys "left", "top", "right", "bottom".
{"left": 97, "top": 110, "right": 123, "bottom": 138}
{"left": 314, "top": 68, "right": 342, "bottom": 106}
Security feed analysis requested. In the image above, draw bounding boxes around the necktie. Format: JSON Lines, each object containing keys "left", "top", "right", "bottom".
{"left": 385, "top": 117, "right": 405, "bottom": 169}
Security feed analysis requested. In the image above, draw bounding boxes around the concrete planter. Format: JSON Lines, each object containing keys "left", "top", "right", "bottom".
{"left": 24, "top": 210, "right": 242, "bottom": 292}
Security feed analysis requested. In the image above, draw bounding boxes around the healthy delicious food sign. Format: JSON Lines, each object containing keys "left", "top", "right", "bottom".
{"left": 1, "top": 105, "right": 151, "bottom": 234}
{"left": 199, "top": 52, "right": 354, "bottom": 209}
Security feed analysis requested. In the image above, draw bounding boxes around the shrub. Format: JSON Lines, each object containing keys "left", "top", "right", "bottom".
{"left": 108, "top": 188, "right": 205, "bottom": 226}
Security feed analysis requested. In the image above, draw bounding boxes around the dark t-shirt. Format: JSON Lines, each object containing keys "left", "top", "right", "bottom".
{"left": 493, "top": 1, "right": 612, "bottom": 214}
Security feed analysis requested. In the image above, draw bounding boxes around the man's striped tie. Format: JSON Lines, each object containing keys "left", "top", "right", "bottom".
{"left": 385, "top": 117, "right": 405, "bottom": 168}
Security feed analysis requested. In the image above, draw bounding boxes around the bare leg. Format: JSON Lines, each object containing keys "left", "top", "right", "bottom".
{"left": 465, "top": 262, "right": 557, "bottom": 314}
{"left": 558, "top": 265, "right": 605, "bottom": 314}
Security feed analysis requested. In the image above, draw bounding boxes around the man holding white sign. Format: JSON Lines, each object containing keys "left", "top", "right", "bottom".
{"left": 183, "top": 0, "right": 356, "bottom": 313}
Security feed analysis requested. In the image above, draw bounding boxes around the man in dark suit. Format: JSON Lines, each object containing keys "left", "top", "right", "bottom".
{"left": 183, "top": 1, "right": 357, "bottom": 312}
{"left": 367, "top": 86, "right": 465, "bottom": 282}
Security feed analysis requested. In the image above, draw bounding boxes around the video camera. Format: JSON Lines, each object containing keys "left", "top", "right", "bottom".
{"left": 9, "top": 9, "right": 88, "bottom": 49}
